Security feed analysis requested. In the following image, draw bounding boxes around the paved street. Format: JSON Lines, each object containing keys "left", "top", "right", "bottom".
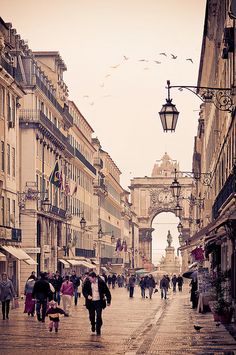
{"left": 0, "top": 286, "right": 236, "bottom": 355}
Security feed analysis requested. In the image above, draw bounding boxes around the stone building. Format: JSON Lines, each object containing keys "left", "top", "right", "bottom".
{"left": 181, "top": 0, "right": 236, "bottom": 310}
{"left": 0, "top": 18, "right": 29, "bottom": 294}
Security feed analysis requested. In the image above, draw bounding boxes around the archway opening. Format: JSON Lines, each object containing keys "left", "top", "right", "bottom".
{"left": 152, "top": 212, "right": 181, "bottom": 267}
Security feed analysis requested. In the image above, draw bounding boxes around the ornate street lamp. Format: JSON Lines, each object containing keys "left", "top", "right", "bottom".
{"left": 177, "top": 222, "right": 183, "bottom": 233}
{"left": 174, "top": 203, "right": 182, "bottom": 217}
{"left": 80, "top": 216, "right": 86, "bottom": 230}
{"left": 178, "top": 233, "right": 183, "bottom": 244}
{"left": 41, "top": 197, "right": 51, "bottom": 213}
{"left": 159, "top": 80, "right": 233, "bottom": 132}
{"left": 159, "top": 80, "right": 179, "bottom": 132}
{"left": 170, "top": 168, "right": 181, "bottom": 198}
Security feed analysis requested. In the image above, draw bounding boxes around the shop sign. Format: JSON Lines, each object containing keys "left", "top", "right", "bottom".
{"left": 23, "top": 247, "right": 41, "bottom": 254}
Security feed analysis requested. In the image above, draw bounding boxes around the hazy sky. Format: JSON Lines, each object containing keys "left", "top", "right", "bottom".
{"left": 1, "top": 0, "right": 206, "bottom": 262}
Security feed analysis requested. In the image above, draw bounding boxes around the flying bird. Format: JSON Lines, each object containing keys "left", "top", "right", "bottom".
{"left": 186, "top": 58, "right": 193, "bottom": 63}
{"left": 123, "top": 55, "right": 129, "bottom": 60}
{"left": 159, "top": 52, "right": 167, "bottom": 56}
{"left": 110, "top": 64, "right": 120, "bottom": 68}
{"left": 194, "top": 325, "right": 203, "bottom": 332}
{"left": 171, "top": 54, "right": 177, "bottom": 59}
{"left": 154, "top": 60, "right": 161, "bottom": 64}
{"left": 138, "top": 59, "right": 149, "bottom": 62}
{"left": 105, "top": 74, "right": 111, "bottom": 78}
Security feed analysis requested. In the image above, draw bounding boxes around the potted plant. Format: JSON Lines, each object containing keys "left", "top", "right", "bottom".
{"left": 209, "top": 271, "right": 233, "bottom": 324}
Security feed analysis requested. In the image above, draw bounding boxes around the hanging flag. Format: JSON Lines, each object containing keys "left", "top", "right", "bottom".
{"left": 49, "top": 161, "right": 61, "bottom": 188}
{"left": 115, "top": 238, "right": 122, "bottom": 251}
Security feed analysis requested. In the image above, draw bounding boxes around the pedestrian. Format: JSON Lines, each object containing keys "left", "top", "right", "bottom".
{"left": 24, "top": 274, "right": 36, "bottom": 316}
{"left": 102, "top": 273, "right": 108, "bottom": 284}
{"left": 128, "top": 274, "right": 136, "bottom": 298}
{"left": 107, "top": 275, "right": 112, "bottom": 289}
{"left": 139, "top": 276, "right": 146, "bottom": 298}
{"left": 147, "top": 274, "right": 156, "bottom": 299}
{"left": 46, "top": 300, "right": 66, "bottom": 333}
{"left": 190, "top": 277, "right": 198, "bottom": 309}
{"left": 177, "top": 274, "right": 184, "bottom": 291}
{"left": 82, "top": 271, "right": 111, "bottom": 336}
{"left": 111, "top": 274, "right": 117, "bottom": 289}
{"left": 171, "top": 274, "right": 177, "bottom": 292}
{"left": 0, "top": 272, "right": 15, "bottom": 320}
{"left": 160, "top": 275, "right": 169, "bottom": 300}
{"left": 70, "top": 270, "right": 80, "bottom": 306}
{"left": 32, "top": 272, "right": 51, "bottom": 322}
{"left": 53, "top": 271, "right": 63, "bottom": 305}
{"left": 60, "top": 275, "right": 74, "bottom": 316}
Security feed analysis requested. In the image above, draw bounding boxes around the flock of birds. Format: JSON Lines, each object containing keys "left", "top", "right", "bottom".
{"left": 81, "top": 52, "right": 194, "bottom": 106}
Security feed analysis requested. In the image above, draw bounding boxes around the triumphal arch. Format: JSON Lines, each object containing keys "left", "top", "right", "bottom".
{"left": 129, "top": 153, "right": 193, "bottom": 270}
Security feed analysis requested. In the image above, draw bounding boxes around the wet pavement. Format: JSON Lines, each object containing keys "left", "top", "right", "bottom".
{"left": 0, "top": 286, "right": 236, "bottom": 354}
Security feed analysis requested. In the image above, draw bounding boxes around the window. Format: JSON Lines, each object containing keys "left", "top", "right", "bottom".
{"left": 7, "top": 93, "right": 11, "bottom": 123}
{"left": 0, "top": 197, "right": 4, "bottom": 225}
{"left": 12, "top": 147, "right": 15, "bottom": 177}
{"left": 6, "top": 197, "right": 10, "bottom": 226}
{"left": 7, "top": 144, "right": 10, "bottom": 175}
{"left": 1, "top": 141, "right": 4, "bottom": 171}
{"left": 0, "top": 86, "right": 5, "bottom": 116}
{"left": 12, "top": 200, "right": 15, "bottom": 227}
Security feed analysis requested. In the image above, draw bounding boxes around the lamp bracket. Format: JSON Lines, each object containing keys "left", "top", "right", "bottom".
{"left": 167, "top": 81, "right": 234, "bottom": 112}
{"left": 173, "top": 170, "right": 212, "bottom": 187}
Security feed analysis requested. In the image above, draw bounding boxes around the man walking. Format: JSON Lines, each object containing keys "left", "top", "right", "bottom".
{"left": 82, "top": 271, "right": 111, "bottom": 336}
{"left": 177, "top": 274, "right": 184, "bottom": 291}
{"left": 70, "top": 271, "right": 80, "bottom": 306}
{"left": 172, "top": 274, "right": 177, "bottom": 292}
{"left": 160, "top": 275, "right": 169, "bottom": 300}
{"left": 128, "top": 274, "right": 136, "bottom": 298}
{"left": 32, "top": 272, "right": 51, "bottom": 322}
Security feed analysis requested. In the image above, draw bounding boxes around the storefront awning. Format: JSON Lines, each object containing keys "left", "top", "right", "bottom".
{"left": 23, "top": 257, "right": 38, "bottom": 265}
{"left": 1, "top": 246, "right": 32, "bottom": 261}
{"left": 67, "top": 259, "right": 82, "bottom": 266}
{"left": 0, "top": 252, "right": 7, "bottom": 261}
{"left": 59, "top": 259, "right": 70, "bottom": 268}
{"left": 81, "top": 260, "right": 95, "bottom": 268}
{"left": 101, "top": 266, "right": 108, "bottom": 272}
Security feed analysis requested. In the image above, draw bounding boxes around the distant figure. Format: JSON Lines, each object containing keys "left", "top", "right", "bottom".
{"left": 111, "top": 274, "right": 117, "bottom": 289}
{"left": 128, "top": 275, "right": 136, "bottom": 298}
{"left": 146, "top": 275, "right": 156, "bottom": 299}
{"left": 70, "top": 271, "right": 80, "bottom": 306}
{"left": 171, "top": 275, "right": 177, "bottom": 292}
{"left": 0, "top": 272, "right": 15, "bottom": 320}
{"left": 160, "top": 275, "right": 169, "bottom": 299}
{"left": 24, "top": 274, "right": 36, "bottom": 316}
{"left": 107, "top": 275, "right": 112, "bottom": 289}
{"left": 177, "top": 274, "right": 184, "bottom": 291}
{"left": 139, "top": 276, "right": 146, "bottom": 298}
{"left": 190, "top": 278, "right": 198, "bottom": 309}
{"left": 46, "top": 300, "right": 65, "bottom": 333}
{"left": 32, "top": 272, "right": 51, "bottom": 322}
{"left": 60, "top": 275, "right": 74, "bottom": 316}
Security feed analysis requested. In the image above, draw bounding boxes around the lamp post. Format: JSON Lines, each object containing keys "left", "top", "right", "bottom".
{"left": 97, "top": 227, "right": 114, "bottom": 275}
{"left": 159, "top": 80, "right": 233, "bottom": 132}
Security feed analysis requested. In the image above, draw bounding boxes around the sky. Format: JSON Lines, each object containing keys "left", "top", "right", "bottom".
{"left": 1, "top": 0, "right": 207, "bottom": 263}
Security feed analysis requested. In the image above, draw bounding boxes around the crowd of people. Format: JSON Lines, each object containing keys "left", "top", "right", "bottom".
{"left": 0, "top": 270, "right": 186, "bottom": 335}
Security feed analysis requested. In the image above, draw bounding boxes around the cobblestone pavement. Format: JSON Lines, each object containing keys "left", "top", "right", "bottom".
{"left": 0, "top": 286, "right": 236, "bottom": 355}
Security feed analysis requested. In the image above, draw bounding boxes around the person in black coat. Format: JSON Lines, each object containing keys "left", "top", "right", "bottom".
{"left": 82, "top": 271, "right": 111, "bottom": 335}
{"left": 70, "top": 271, "right": 80, "bottom": 306}
{"left": 32, "top": 272, "right": 51, "bottom": 322}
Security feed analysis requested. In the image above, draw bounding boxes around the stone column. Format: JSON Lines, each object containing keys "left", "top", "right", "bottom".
{"left": 139, "top": 228, "right": 154, "bottom": 262}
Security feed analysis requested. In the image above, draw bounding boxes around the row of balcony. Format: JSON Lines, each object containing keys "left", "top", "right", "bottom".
{"left": 75, "top": 248, "right": 96, "bottom": 258}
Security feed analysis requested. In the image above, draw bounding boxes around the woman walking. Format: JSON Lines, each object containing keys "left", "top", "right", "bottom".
{"left": 60, "top": 275, "right": 74, "bottom": 316}
{"left": 24, "top": 274, "right": 36, "bottom": 316}
{"left": 0, "top": 272, "right": 15, "bottom": 320}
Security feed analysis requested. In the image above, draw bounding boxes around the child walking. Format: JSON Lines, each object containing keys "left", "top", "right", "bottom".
{"left": 46, "top": 300, "right": 65, "bottom": 332}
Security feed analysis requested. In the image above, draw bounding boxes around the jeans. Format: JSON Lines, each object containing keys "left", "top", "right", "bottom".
{"left": 149, "top": 287, "right": 154, "bottom": 299}
{"left": 2, "top": 300, "right": 10, "bottom": 319}
{"left": 36, "top": 299, "right": 47, "bottom": 321}
{"left": 88, "top": 301, "right": 103, "bottom": 332}
{"left": 129, "top": 286, "right": 134, "bottom": 298}
{"left": 161, "top": 287, "right": 167, "bottom": 299}
{"left": 141, "top": 288, "right": 145, "bottom": 298}
{"left": 74, "top": 288, "right": 78, "bottom": 305}
{"left": 54, "top": 291, "right": 61, "bottom": 305}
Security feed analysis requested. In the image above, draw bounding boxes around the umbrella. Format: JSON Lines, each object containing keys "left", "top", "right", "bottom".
{"left": 182, "top": 270, "right": 198, "bottom": 279}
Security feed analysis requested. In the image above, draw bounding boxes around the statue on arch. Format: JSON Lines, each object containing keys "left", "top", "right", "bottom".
{"left": 167, "top": 230, "right": 173, "bottom": 247}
